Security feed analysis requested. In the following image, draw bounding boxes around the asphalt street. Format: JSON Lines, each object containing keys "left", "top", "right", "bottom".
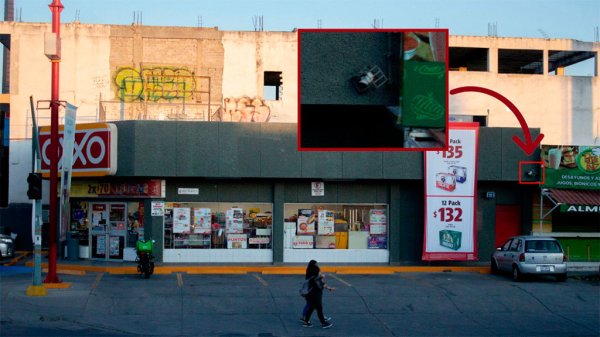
{"left": 1, "top": 270, "right": 599, "bottom": 337}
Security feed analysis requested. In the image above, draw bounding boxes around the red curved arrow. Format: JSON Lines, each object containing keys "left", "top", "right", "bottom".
{"left": 449, "top": 86, "right": 544, "bottom": 156}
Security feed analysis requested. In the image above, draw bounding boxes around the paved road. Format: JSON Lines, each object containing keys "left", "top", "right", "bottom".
{"left": 1, "top": 270, "right": 598, "bottom": 337}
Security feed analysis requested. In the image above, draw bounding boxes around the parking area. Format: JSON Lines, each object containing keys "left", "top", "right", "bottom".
{"left": 1, "top": 269, "right": 599, "bottom": 336}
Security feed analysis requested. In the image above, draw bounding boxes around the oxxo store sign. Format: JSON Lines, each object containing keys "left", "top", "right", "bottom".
{"left": 39, "top": 123, "right": 117, "bottom": 177}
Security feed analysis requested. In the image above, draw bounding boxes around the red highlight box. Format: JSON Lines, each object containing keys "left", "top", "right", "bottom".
{"left": 518, "top": 161, "right": 545, "bottom": 185}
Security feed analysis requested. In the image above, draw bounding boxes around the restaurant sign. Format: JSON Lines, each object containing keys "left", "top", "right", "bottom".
{"left": 559, "top": 205, "right": 600, "bottom": 213}
{"left": 541, "top": 145, "right": 600, "bottom": 190}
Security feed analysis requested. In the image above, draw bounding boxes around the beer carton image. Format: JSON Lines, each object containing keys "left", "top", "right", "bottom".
{"left": 448, "top": 165, "right": 467, "bottom": 183}
{"left": 439, "top": 229, "right": 462, "bottom": 250}
{"left": 435, "top": 173, "right": 456, "bottom": 192}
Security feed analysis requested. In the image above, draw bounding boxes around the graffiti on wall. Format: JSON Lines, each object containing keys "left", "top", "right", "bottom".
{"left": 221, "top": 96, "right": 271, "bottom": 122}
{"left": 114, "top": 66, "right": 199, "bottom": 102}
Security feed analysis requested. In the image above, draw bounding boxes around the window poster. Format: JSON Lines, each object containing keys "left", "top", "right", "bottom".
{"left": 193, "top": 208, "right": 212, "bottom": 234}
{"left": 109, "top": 236, "right": 120, "bottom": 257}
{"left": 227, "top": 234, "right": 248, "bottom": 249}
{"left": 369, "top": 209, "right": 387, "bottom": 235}
{"left": 423, "top": 122, "right": 479, "bottom": 261}
{"left": 173, "top": 207, "right": 191, "bottom": 233}
{"left": 297, "top": 209, "right": 316, "bottom": 235}
{"left": 317, "top": 210, "right": 335, "bottom": 235}
{"left": 226, "top": 208, "right": 244, "bottom": 234}
{"left": 96, "top": 235, "right": 106, "bottom": 255}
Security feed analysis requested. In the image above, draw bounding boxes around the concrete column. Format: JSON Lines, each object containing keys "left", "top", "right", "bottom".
{"left": 489, "top": 47, "right": 498, "bottom": 74}
{"left": 146, "top": 198, "right": 164, "bottom": 262}
{"left": 543, "top": 49, "right": 548, "bottom": 75}
{"left": 272, "top": 182, "right": 284, "bottom": 264}
{"left": 388, "top": 183, "right": 401, "bottom": 264}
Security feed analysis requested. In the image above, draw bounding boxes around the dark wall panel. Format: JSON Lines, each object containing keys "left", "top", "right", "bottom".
{"left": 176, "top": 122, "right": 219, "bottom": 176}
{"left": 383, "top": 152, "right": 423, "bottom": 179}
{"left": 218, "top": 123, "right": 261, "bottom": 177}
{"left": 301, "top": 152, "right": 343, "bottom": 178}
{"left": 477, "top": 127, "right": 503, "bottom": 181}
{"left": 134, "top": 121, "right": 178, "bottom": 176}
{"left": 260, "top": 124, "right": 301, "bottom": 178}
{"left": 342, "top": 152, "right": 383, "bottom": 179}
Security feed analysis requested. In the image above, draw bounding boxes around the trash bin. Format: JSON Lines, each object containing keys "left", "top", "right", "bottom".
{"left": 66, "top": 231, "right": 79, "bottom": 261}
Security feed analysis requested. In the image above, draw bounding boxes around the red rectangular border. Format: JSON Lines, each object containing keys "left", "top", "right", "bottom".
{"left": 422, "top": 122, "right": 479, "bottom": 261}
{"left": 297, "top": 28, "right": 450, "bottom": 152}
{"left": 519, "top": 161, "right": 545, "bottom": 185}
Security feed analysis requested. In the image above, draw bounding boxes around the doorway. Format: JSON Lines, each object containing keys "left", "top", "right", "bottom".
{"left": 495, "top": 205, "right": 522, "bottom": 248}
{"left": 89, "top": 202, "right": 128, "bottom": 261}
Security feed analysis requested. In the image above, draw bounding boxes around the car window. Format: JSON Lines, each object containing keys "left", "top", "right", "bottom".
{"left": 501, "top": 239, "right": 512, "bottom": 251}
{"left": 525, "top": 240, "right": 562, "bottom": 253}
{"left": 509, "top": 239, "right": 521, "bottom": 252}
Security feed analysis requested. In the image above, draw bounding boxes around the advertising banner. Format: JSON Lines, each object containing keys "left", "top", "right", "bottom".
{"left": 173, "top": 208, "right": 191, "bottom": 233}
{"left": 193, "top": 208, "right": 212, "bottom": 234}
{"left": 297, "top": 209, "right": 316, "bottom": 235}
{"left": 369, "top": 209, "right": 387, "bottom": 235}
{"left": 59, "top": 103, "right": 77, "bottom": 241}
{"left": 317, "top": 210, "right": 335, "bottom": 235}
{"left": 69, "top": 179, "right": 166, "bottom": 198}
{"left": 423, "top": 123, "right": 478, "bottom": 261}
{"left": 226, "top": 208, "right": 244, "bottom": 234}
{"left": 227, "top": 234, "right": 248, "bottom": 249}
{"left": 541, "top": 145, "right": 600, "bottom": 190}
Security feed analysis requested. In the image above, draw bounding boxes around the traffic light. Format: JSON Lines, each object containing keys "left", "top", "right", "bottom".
{"left": 27, "top": 173, "right": 42, "bottom": 200}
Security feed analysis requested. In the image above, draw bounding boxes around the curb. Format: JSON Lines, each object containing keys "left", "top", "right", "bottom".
{"left": 23, "top": 261, "right": 490, "bottom": 275}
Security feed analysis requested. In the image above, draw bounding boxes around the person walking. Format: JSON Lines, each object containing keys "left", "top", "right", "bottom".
{"left": 301, "top": 260, "right": 335, "bottom": 329}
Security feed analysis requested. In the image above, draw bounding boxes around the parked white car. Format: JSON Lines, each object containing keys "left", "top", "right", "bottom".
{"left": 491, "top": 235, "right": 567, "bottom": 282}
{"left": 0, "top": 234, "right": 15, "bottom": 258}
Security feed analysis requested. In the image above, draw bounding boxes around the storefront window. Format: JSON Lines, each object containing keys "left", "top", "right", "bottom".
{"left": 284, "top": 203, "right": 388, "bottom": 250}
{"left": 163, "top": 203, "right": 273, "bottom": 250}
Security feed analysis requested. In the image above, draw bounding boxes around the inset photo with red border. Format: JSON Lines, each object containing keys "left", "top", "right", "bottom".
{"left": 298, "top": 28, "right": 449, "bottom": 151}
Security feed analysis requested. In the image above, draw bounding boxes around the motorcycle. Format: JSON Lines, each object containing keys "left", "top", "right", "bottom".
{"left": 135, "top": 239, "right": 155, "bottom": 279}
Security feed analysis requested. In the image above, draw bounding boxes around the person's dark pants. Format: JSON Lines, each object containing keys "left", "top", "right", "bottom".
{"left": 305, "top": 293, "right": 326, "bottom": 324}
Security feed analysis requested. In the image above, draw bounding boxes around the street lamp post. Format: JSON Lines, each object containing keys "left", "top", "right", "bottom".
{"left": 44, "top": 0, "right": 63, "bottom": 284}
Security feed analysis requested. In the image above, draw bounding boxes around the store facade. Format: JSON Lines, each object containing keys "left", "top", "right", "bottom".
{"left": 62, "top": 120, "right": 538, "bottom": 264}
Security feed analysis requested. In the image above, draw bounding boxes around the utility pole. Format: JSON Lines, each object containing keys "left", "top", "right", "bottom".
{"left": 45, "top": 0, "right": 63, "bottom": 284}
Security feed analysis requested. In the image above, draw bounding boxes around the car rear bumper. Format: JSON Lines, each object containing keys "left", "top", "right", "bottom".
{"left": 518, "top": 263, "right": 567, "bottom": 275}
{"left": 0, "top": 242, "right": 14, "bottom": 257}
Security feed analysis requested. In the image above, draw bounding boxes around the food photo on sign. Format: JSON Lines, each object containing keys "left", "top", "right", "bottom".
{"left": 541, "top": 145, "right": 600, "bottom": 189}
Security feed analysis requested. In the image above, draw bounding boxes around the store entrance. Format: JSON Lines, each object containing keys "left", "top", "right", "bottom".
{"left": 89, "top": 202, "right": 127, "bottom": 261}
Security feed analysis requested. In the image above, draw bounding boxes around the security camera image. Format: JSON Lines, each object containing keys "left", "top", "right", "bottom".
{"left": 299, "top": 29, "right": 448, "bottom": 150}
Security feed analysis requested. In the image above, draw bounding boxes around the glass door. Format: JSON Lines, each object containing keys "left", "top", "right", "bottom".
{"left": 90, "top": 203, "right": 109, "bottom": 260}
{"left": 108, "top": 203, "right": 127, "bottom": 261}
{"left": 89, "top": 202, "right": 128, "bottom": 261}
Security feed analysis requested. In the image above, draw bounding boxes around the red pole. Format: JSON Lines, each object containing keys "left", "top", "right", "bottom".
{"left": 44, "top": 0, "right": 63, "bottom": 284}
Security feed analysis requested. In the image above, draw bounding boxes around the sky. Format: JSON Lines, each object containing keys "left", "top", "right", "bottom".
{"left": 2, "top": 0, "right": 599, "bottom": 42}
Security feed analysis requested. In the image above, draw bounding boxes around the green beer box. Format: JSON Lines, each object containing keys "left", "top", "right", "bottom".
{"left": 439, "top": 229, "right": 461, "bottom": 250}
{"left": 401, "top": 60, "right": 446, "bottom": 128}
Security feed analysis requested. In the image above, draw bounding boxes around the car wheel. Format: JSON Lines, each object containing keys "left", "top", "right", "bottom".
{"left": 556, "top": 273, "right": 567, "bottom": 282}
{"left": 491, "top": 259, "right": 499, "bottom": 275}
{"left": 512, "top": 265, "right": 522, "bottom": 282}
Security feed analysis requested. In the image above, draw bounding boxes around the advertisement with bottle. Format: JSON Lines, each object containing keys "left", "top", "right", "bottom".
{"left": 541, "top": 145, "right": 600, "bottom": 190}
{"left": 423, "top": 123, "right": 479, "bottom": 261}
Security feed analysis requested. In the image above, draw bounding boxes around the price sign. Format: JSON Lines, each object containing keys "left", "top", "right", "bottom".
{"left": 425, "top": 196, "right": 474, "bottom": 253}
{"left": 424, "top": 123, "right": 479, "bottom": 261}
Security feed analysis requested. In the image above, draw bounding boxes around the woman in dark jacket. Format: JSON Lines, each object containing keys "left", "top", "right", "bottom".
{"left": 301, "top": 260, "right": 334, "bottom": 329}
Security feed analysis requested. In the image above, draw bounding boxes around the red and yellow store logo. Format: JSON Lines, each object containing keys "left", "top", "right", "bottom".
{"left": 39, "top": 123, "right": 117, "bottom": 177}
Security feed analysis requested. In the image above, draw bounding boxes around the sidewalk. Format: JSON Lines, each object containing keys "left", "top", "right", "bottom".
{"left": 4, "top": 250, "right": 599, "bottom": 276}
